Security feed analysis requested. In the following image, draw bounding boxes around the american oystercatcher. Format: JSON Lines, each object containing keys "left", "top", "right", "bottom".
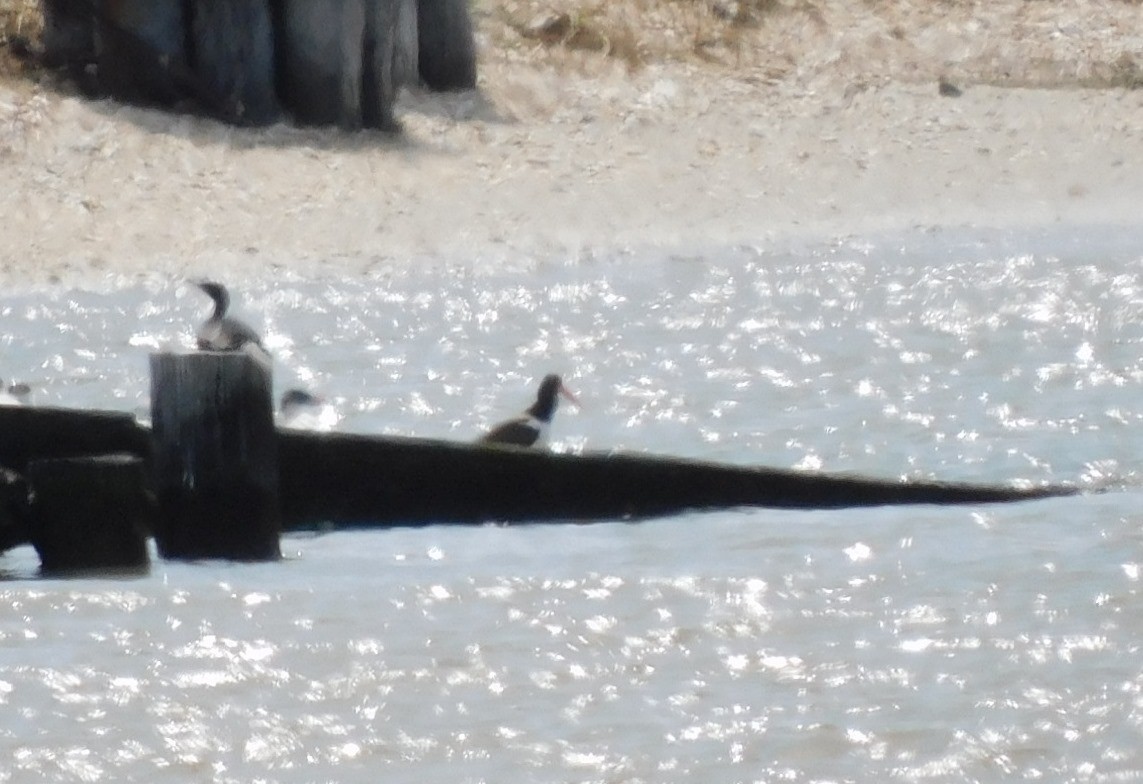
{"left": 193, "top": 280, "right": 267, "bottom": 354}
{"left": 479, "top": 374, "right": 578, "bottom": 447}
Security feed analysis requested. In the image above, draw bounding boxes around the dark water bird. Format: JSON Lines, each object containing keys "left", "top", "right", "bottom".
{"left": 279, "top": 388, "right": 339, "bottom": 431}
{"left": 193, "top": 280, "right": 266, "bottom": 353}
{"left": 479, "top": 374, "right": 578, "bottom": 447}
{"left": 0, "top": 380, "right": 30, "bottom": 406}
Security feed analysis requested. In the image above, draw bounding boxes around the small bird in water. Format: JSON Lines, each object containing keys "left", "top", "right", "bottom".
{"left": 479, "top": 374, "right": 578, "bottom": 448}
{"left": 0, "top": 380, "right": 30, "bottom": 406}
{"left": 193, "top": 280, "right": 267, "bottom": 353}
{"left": 278, "top": 388, "right": 339, "bottom": 431}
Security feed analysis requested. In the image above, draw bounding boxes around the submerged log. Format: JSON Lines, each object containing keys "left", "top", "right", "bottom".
{"left": 415, "top": 0, "right": 477, "bottom": 90}
{"left": 150, "top": 351, "right": 280, "bottom": 561}
{"left": 26, "top": 455, "right": 152, "bottom": 574}
{"left": 278, "top": 431, "right": 1078, "bottom": 529}
{"left": 191, "top": 0, "right": 280, "bottom": 124}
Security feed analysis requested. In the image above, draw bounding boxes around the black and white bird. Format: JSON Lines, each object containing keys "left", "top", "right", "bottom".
{"left": 278, "top": 388, "right": 339, "bottom": 431}
{"left": 479, "top": 374, "right": 578, "bottom": 448}
{"left": 0, "top": 380, "right": 30, "bottom": 406}
{"left": 193, "top": 280, "right": 266, "bottom": 354}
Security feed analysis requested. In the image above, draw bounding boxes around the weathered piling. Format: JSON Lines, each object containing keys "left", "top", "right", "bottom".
{"left": 191, "top": 0, "right": 280, "bottom": 124}
{"left": 26, "top": 454, "right": 152, "bottom": 575}
{"left": 96, "top": 0, "right": 188, "bottom": 105}
{"left": 415, "top": 0, "right": 477, "bottom": 90}
{"left": 276, "top": 0, "right": 367, "bottom": 128}
{"left": 0, "top": 467, "right": 30, "bottom": 553}
{"left": 37, "top": 0, "right": 468, "bottom": 127}
{"left": 150, "top": 351, "right": 280, "bottom": 561}
{"left": 41, "top": 0, "right": 94, "bottom": 68}
{"left": 276, "top": 0, "right": 416, "bottom": 129}
{"left": 277, "top": 431, "right": 1078, "bottom": 529}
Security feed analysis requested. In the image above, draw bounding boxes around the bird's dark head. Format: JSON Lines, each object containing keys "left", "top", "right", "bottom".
{"left": 280, "top": 388, "right": 323, "bottom": 412}
{"left": 193, "top": 280, "right": 230, "bottom": 315}
{"left": 532, "top": 374, "right": 578, "bottom": 419}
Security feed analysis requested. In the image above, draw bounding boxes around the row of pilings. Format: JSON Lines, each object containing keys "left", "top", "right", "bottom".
{"left": 38, "top": 0, "right": 477, "bottom": 127}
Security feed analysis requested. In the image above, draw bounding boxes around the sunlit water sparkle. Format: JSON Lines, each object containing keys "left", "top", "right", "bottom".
{"left": 3, "top": 227, "right": 1143, "bottom": 781}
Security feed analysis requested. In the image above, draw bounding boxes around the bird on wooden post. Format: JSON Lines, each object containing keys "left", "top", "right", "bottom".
{"left": 193, "top": 280, "right": 267, "bottom": 356}
{"left": 479, "top": 374, "right": 578, "bottom": 448}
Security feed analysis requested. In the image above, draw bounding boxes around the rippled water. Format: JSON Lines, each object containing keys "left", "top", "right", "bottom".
{"left": 3, "top": 227, "right": 1143, "bottom": 781}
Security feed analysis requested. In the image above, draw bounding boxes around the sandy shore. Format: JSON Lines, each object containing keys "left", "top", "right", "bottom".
{"left": 1, "top": 0, "right": 1142, "bottom": 287}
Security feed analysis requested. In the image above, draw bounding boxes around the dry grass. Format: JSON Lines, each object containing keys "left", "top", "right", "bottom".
{"left": 0, "top": 0, "right": 40, "bottom": 76}
{"left": 488, "top": 0, "right": 784, "bottom": 69}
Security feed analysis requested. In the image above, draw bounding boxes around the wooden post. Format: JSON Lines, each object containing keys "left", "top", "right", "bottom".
{"left": 361, "top": 0, "right": 418, "bottom": 130}
{"left": 277, "top": 0, "right": 416, "bottom": 129}
{"left": 277, "top": 0, "right": 367, "bottom": 128}
{"left": 191, "top": 0, "right": 280, "bottom": 125}
{"left": 415, "top": 0, "right": 477, "bottom": 91}
{"left": 0, "top": 467, "right": 30, "bottom": 554}
{"left": 41, "top": 0, "right": 95, "bottom": 68}
{"left": 26, "top": 455, "right": 151, "bottom": 575}
{"left": 96, "top": 0, "right": 188, "bottom": 105}
{"left": 150, "top": 352, "right": 280, "bottom": 561}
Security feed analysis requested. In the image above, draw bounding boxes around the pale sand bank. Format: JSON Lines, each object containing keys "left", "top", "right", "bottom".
{"left": 1, "top": 0, "right": 1142, "bottom": 287}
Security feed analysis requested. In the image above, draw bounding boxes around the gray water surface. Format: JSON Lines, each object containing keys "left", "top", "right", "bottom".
{"left": 2, "top": 226, "right": 1143, "bottom": 781}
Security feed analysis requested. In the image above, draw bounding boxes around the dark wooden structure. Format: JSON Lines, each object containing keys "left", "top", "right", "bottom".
{"left": 277, "top": 431, "right": 1076, "bottom": 529}
{"left": 26, "top": 455, "right": 151, "bottom": 574}
{"left": 416, "top": 0, "right": 477, "bottom": 90}
{"left": 0, "top": 379, "right": 1082, "bottom": 572}
{"left": 150, "top": 351, "right": 281, "bottom": 561}
{"left": 35, "top": 0, "right": 477, "bottom": 127}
